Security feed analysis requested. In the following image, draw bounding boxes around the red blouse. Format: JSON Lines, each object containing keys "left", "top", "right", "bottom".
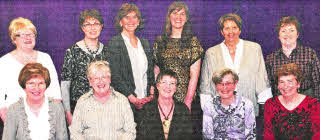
{"left": 263, "top": 96, "right": 320, "bottom": 140}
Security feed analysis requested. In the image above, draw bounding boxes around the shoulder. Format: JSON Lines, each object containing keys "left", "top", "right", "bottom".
{"left": 240, "top": 96, "right": 254, "bottom": 108}
{"left": 7, "top": 98, "right": 24, "bottom": 114}
{"left": 155, "top": 35, "right": 163, "bottom": 42}
{"left": 0, "top": 53, "right": 13, "bottom": 64}
{"left": 112, "top": 90, "right": 129, "bottom": 102}
{"left": 206, "top": 43, "right": 221, "bottom": 55}
{"left": 242, "top": 40, "right": 262, "bottom": 50}
{"left": 76, "top": 91, "right": 93, "bottom": 104}
{"left": 174, "top": 100, "right": 189, "bottom": 113}
{"left": 48, "top": 98, "right": 64, "bottom": 112}
{"left": 109, "top": 34, "right": 123, "bottom": 43}
{"left": 37, "top": 51, "right": 52, "bottom": 59}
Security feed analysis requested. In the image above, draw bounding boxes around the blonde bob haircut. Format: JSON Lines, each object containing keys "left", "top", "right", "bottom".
{"left": 8, "top": 17, "right": 37, "bottom": 45}
{"left": 86, "top": 61, "right": 111, "bottom": 79}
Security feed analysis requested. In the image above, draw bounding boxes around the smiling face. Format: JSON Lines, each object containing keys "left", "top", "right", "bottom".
{"left": 278, "top": 75, "right": 300, "bottom": 97}
{"left": 88, "top": 69, "right": 111, "bottom": 98}
{"left": 221, "top": 20, "right": 241, "bottom": 44}
{"left": 215, "top": 74, "right": 237, "bottom": 100}
{"left": 278, "top": 24, "right": 299, "bottom": 47}
{"left": 25, "top": 76, "right": 46, "bottom": 103}
{"left": 120, "top": 11, "right": 140, "bottom": 34}
{"left": 157, "top": 75, "right": 177, "bottom": 100}
{"left": 81, "top": 17, "right": 102, "bottom": 40}
{"left": 14, "top": 28, "right": 36, "bottom": 51}
{"left": 170, "top": 8, "right": 187, "bottom": 30}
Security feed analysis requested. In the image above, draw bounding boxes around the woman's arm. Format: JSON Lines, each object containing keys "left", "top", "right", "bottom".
{"left": 244, "top": 100, "right": 256, "bottom": 139}
{"left": 54, "top": 101, "right": 68, "bottom": 140}
{"left": 2, "top": 106, "right": 17, "bottom": 140}
{"left": 184, "top": 59, "right": 201, "bottom": 111}
{"left": 263, "top": 99, "right": 275, "bottom": 140}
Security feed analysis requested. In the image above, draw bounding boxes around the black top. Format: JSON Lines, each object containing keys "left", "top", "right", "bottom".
{"left": 138, "top": 99, "right": 193, "bottom": 140}
{"left": 107, "top": 34, "right": 155, "bottom": 97}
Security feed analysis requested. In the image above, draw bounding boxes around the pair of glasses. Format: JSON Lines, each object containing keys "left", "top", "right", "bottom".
{"left": 83, "top": 23, "right": 101, "bottom": 29}
{"left": 216, "top": 82, "right": 234, "bottom": 87}
{"left": 16, "top": 33, "right": 35, "bottom": 39}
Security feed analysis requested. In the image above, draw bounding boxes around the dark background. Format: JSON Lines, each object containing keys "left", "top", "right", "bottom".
{"left": 0, "top": 0, "right": 319, "bottom": 78}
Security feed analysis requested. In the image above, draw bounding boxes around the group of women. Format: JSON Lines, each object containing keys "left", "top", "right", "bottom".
{"left": 0, "top": 1, "right": 319, "bottom": 140}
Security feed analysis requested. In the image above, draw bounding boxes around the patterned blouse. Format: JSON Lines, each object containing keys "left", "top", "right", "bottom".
{"left": 61, "top": 40, "right": 109, "bottom": 111}
{"left": 153, "top": 35, "right": 203, "bottom": 102}
{"left": 202, "top": 94, "right": 256, "bottom": 140}
{"left": 263, "top": 96, "right": 320, "bottom": 140}
{"left": 266, "top": 45, "right": 320, "bottom": 98}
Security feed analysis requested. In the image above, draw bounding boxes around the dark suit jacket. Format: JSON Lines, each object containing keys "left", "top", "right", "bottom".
{"left": 138, "top": 100, "right": 193, "bottom": 140}
{"left": 107, "top": 34, "right": 155, "bottom": 97}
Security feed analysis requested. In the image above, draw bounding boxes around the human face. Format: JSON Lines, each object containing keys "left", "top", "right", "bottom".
{"left": 81, "top": 17, "right": 102, "bottom": 40}
{"left": 14, "top": 28, "right": 36, "bottom": 51}
{"left": 215, "top": 74, "right": 237, "bottom": 100}
{"left": 221, "top": 20, "right": 241, "bottom": 44}
{"left": 25, "top": 76, "right": 46, "bottom": 103}
{"left": 278, "top": 24, "right": 299, "bottom": 47}
{"left": 157, "top": 75, "right": 177, "bottom": 100}
{"left": 89, "top": 69, "right": 111, "bottom": 97}
{"left": 120, "top": 11, "right": 140, "bottom": 34}
{"left": 278, "top": 75, "right": 300, "bottom": 97}
{"left": 170, "top": 8, "right": 187, "bottom": 30}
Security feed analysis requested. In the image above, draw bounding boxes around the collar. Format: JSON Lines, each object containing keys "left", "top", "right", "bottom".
{"left": 276, "top": 44, "right": 302, "bottom": 57}
{"left": 221, "top": 39, "right": 244, "bottom": 49}
{"left": 86, "top": 86, "right": 119, "bottom": 99}
{"left": 76, "top": 40, "right": 104, "bottom": 56}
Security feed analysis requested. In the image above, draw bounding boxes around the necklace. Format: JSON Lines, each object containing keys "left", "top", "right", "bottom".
{"left": 229, "top": 50, "right": 236, "bottom": 54}
{"left": 84, "top": 40, "right": 99, "bottom": 55}
{"left": 158, "top": 103, "right": 174, "bottom": 127}
{"left": 20, "top": 51, "right": 36, "bottom": 64}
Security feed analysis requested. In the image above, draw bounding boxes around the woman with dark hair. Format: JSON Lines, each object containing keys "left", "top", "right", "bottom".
{"left": 264, "top": 63, "right": 320, "bottom": 139}
{"left": 61, "top": 9, "right": 109, "bottom": 125}
{"left": 106, "top": 3, "right": 154, "bottom": 125}
{"left": 266, "top": 16, "right": 320, "bottom": 99}
{"left": 153, "top": 1, "right": 203, "bottom": 110}
{"left": 139, "top": 70, "right": 192, "bottom": 140}
{"left": 2, "top": 63, "right": 68, "bottom": 140}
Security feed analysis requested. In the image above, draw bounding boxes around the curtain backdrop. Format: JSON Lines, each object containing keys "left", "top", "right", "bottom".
{"left": 0, "top": 0, "right": 319, "bottom": 77}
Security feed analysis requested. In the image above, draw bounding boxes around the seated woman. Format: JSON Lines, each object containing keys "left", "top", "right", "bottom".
{"left": 138, "top": 70, "right": 192, "bottom": 140}
{"left": 2, "top": 63, "right": 68, "bottom": 140}
{"left": 264, "top": 63, "right": 320, "bottom": 139}
{"left": 202, "top": 68, "right": 256, "bottom": 139}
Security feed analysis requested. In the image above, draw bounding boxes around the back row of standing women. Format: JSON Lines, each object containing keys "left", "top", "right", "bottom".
{"left": 0, "top": 1, "right": 319, "bottom": 139}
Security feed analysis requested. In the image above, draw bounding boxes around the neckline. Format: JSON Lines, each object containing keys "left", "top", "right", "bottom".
{"left": 277, "top": 95, "right": 307, "bottom": 112}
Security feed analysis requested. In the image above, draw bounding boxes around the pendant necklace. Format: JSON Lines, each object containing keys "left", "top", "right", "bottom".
{"left": 158, "top": 102, "right": 174, "bottom": 127}
{"left": 84, "top": 40, "right": 99, "bottom": 57}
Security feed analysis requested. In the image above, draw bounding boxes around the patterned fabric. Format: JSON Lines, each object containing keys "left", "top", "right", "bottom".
{"left": 153, "top": 36, "right": 203, "bottom": 102}
{"left": 263, "top": 96, "right": 320, "bottom": 140}
{"left": 69, "top": 88, "right": 136, "bottom": 140}
{"left": 2, "top": 98, "right": 68, "bottom": 140}
{"left": 266, "top": 45, "right": 320, "bottom": 99}
{"left": 138, "top": 99, "right": 193, "bottom": 140}
{"left": 61, "top": 40, "right": 109, "bottom": 111}
{"left": 202, "top": 95, "right": 256, "bottom": 140}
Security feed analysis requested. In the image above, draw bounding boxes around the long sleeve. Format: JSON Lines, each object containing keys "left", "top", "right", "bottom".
{"left": 54, "top": 101, "right": 68, "bottom": 140}
{"left": 244, "top": 100, "right": 256, "bottom": 139}
{"left": 2, "top": 106, "right": 18, "bottom": 140}
{"left": 263, "top": 99, "right": 275, "bottom": 140}
{"left": 107, "top": 36, "right": 135, "bottom": 97}
{"left": 120, "top": 97, "right": 136, "bottom": 140}
{"left": 60, "top": 81, "right": 71, "bottom": 111}
{"left": 311, "top": 99, "right": 320, "bottom": 139}
{"left": 69, "top": 100, "right": 85, "bottom": 140}
{"left": 199, "top": 50, "right": 216, "bottom": 110}
{"left": 311, "top": 50, "right": 320, "bottom": 99}
{"left": 255, "top": 45, "right": 272, "bottom": 103}
{"left": 40, "top": 53, "right": 62, "bottom": 100}
{"left": 202, "top": 103, "right": 214, "bottom": 139}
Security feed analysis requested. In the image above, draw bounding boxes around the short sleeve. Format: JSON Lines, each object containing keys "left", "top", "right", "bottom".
{"left": 152, "top": 36, "right": 162, "bottom": 66}
{"left": 190, "top": 36, "right": 204, "bottom": 65}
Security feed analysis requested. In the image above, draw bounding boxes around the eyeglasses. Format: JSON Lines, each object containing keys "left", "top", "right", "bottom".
{"left": 26, "top": 82, "right": 46, "bottom": 89}
{"left": 159, "top": 81, "right": 176, "bottom": 87}
{"left": 83, "top": 23, "right": 101, "bottom": 29}
{"left": 216, "top": 82, "right": 234, "bottom": 87}
{"left": 16, "top": 33, "right": 35, "bottom": 39}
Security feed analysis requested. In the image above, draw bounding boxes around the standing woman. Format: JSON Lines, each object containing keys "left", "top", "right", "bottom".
{"left": 61, "top": 9, "right": 108, "bottom": 125}
{"left": 199, "top": 13, "right": 272, "bottom": 117}
{"left": 153, "top": 1, "right": 203, "bottom": 110}
{"left": 0, "top": 17, "right": 61, "bottom": 122}
{"left": 266, "top": 16, "right": 320, "bottom": 99}
{"left": 107, "top": 3, "right": 154, "bottom": 124}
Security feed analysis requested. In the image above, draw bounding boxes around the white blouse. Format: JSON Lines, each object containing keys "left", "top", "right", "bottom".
{"left": 24, "top": 97, "right": 50, "bottom": 140}
{"left": 121, "top": 33, "right": 148, "bottom": 98}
